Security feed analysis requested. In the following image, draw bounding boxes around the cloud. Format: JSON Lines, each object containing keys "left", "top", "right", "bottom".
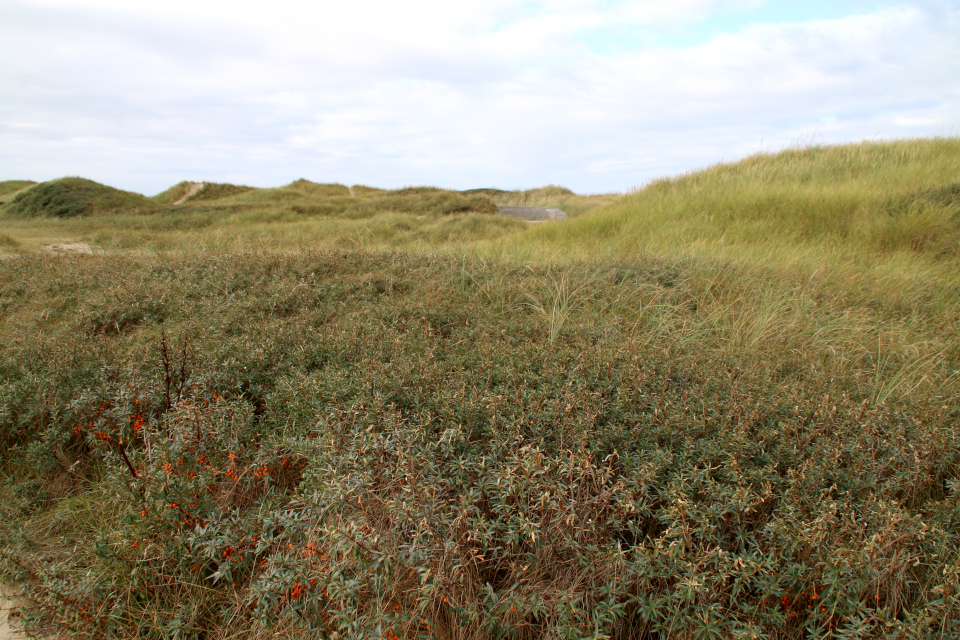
{"left": 0, "top": 1, "right": 957, "bottom": 193}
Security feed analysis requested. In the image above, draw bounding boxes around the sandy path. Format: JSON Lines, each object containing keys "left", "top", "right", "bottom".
{"left": 173, "top": 182, "right": 204, "bottom": 205}
{"left": 44, "top": 243, "right": 93, "bottom": 255}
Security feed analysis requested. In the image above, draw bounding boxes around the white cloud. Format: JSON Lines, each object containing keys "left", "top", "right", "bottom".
{"left": 0, "top": 1, "right": 957, "bottom": 193}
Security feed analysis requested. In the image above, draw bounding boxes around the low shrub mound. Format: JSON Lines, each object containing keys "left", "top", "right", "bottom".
{"left": 2, "top": 177, "right": 150, "bottom": 218}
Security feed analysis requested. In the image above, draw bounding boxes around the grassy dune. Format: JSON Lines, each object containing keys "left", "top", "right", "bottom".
{"left": 1, "top": 139, "right": 958, "bottom": 639}
{"left": 502, "top": 139, "right": 960, "bottom": 317}
{"left": 510, "top": 138, "right": 960, "bottom": 260}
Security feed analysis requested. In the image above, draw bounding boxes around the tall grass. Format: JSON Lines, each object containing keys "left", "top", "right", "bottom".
{"left": 507, "top": 138, "right": 960, "bottom": 267}
{"left": 492, "top": 138, "right": 960, "bottom": 406}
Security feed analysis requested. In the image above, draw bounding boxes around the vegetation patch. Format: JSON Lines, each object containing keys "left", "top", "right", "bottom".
{"left": 189, "top": 182, "right": 256, "bottom": 202}
{"left": 1, "top": 178, "right": 151, "bottom": 218}
{"left": 154, "top": 181, "right": 507, "bottom": 221}
{"left": 286, "top": 179, "right": 352, "bottom": 198}
{"left": 896, "top": 182, "right": 960, "bottom": 215}
{"left": 0, "top": 233, "right": 21, "bottom": 250}
{"left": 1, "top": 247, "right": 958, "bottom": 639}
{"left": 357, "top": 189, "right": 498, "bottom": 216}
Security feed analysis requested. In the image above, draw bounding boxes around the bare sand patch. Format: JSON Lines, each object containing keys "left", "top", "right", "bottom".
{"left": 0, "top": 585, "right": 28, "bottom": 640}
{"left": 173, "top": 182, "right": 204, "bottom": 205}
{"left": 44, "top": 243, "right": 93, "bottom": 255}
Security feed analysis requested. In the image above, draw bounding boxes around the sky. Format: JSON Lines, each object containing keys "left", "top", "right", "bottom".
{"left": 1, "top": 0, "right": 958, "bottom": 195}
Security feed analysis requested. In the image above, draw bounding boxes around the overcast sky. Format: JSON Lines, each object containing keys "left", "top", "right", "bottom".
{"left": 1, "top": 0, "right": 958, "bottom": 195}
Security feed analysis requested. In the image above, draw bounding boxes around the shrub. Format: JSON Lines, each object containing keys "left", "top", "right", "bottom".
{"left": 2, "top": 178, "right": 150, "bottom": 218}
{"left": 1, "top": 251, "right": 958, "bottom": 638}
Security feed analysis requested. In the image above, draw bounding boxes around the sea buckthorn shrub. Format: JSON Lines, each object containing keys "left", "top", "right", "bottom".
{"left": 0, "top": 251, "right": 958, "bottom": 639}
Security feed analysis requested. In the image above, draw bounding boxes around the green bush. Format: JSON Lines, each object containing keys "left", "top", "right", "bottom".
{"left": 2, "top": 178, "right": 150, "bottom": 218}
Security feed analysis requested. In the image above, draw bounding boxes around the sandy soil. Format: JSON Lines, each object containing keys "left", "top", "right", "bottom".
{"left": 0, "top": 585, "right": 27, "bottom": 640}
{"left": 44, "top": 243, "right": 93, "bottom": 255}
